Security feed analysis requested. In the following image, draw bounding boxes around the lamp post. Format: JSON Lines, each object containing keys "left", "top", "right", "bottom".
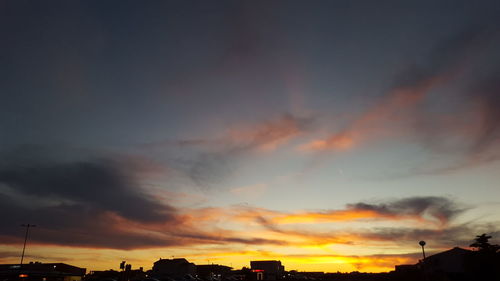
{"left": 419, "top": 240, "right": 428, "bottom": 281}
{"left": 20, "top": 224, "right": 36, "bottom": 267}
{"left": 419, "top": 240, "right": 426, "bottom": 260}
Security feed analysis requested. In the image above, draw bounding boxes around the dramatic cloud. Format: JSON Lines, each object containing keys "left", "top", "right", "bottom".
{"left": 201, "top": 196, "right": 475, "bottom": 249}
{"left": 0, "top": 151, "right": 183, "bottom": 249}
{"left": 243, "top": 196, "right": 465, "bottom": 226}
{"left": 0, "top": 150, "right": 292, "bottom": 249}
{"left": 346, "top": 196, "right": 465, "bottom": 226}
{"left": 0, "top": 158, "right": 492, "bottom": 270}
{"left": 0, "top": 160, "right": 174, "bottom": 223}
{"left": 354, "top": 222, "right": 500, "bottom": 248}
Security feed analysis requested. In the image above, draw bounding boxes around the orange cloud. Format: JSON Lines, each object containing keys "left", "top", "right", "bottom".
{"left": 272, "top": 209, "right": 398, "bottom": 224}
{"left": 228, "top": 113, "right": 311, "bottom": 151}
{"left": 225, "top": 196, "right": 461, "bottom": 227}
{"left": 300, "top": 134, "right": 355, "bottom": 151}
{"left": 301, "top": 77, "right": 445, "bottom": 151}
{"left": 301, "top": 28, "right": 487, "bottom": 152}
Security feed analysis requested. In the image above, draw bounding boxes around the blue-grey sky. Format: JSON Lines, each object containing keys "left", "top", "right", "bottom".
{"left": 1, "top": 0, "right": 500, "bottom": 273}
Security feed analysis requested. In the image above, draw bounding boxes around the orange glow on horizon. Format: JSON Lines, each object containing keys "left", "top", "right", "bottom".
{"left": 273, "top": 209, "right": 392, "bottom": 224}
{"left": 0, "top": 243, "right": 419, "bottom": 274}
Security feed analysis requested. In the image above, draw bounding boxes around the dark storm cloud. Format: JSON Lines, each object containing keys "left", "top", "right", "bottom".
{"left": 0, "top": 149, "right": 294, "bottom": 249}
{"left": 347, "top": 196, "right": 466, "bottom": 225}
{"left": 0, "top": 190, "right": 287, "bottom": 249}
{"left": 0, "top": 159, "right": 174, "bottom": 222}
{"left": 0, "top": 151, "right": 183, "bottom": 249}
{"left": 358, "top": 222, "right": 500, "bottom": 247}
{"left": 0, "top": 195, "right": 178, "bottom": 249}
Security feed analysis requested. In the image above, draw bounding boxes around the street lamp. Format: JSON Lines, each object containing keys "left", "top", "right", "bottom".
{"left": 20, "top": 224, "right": 36, "bottom": 267}
{"left": 419, "top": 240, "right": 428, "bottom": 281}
{"left": 419, "top": 240, "right": 426, "bottom": 260}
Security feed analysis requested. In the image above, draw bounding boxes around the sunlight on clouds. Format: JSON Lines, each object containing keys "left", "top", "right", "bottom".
{"left": 300, "top": 134, "right": 355, "bottom": 151}
{"left": 272, "top": 209, "right": 391, "bottom": 224}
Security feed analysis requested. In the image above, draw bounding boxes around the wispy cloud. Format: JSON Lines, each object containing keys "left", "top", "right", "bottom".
{"left": 148, "top": 113, "right": 313, "bottom": 186}
{"left": 301, "top": 27, "right": 489, "bottom": 153}
{"left": 296, "top": 26, "right": 500, "bottom": 177}
{"left": 144, "top": 113, "right": 311, "bottom": 151}
{"left": 230, "top": 183, "right": 268, "bottom": 198}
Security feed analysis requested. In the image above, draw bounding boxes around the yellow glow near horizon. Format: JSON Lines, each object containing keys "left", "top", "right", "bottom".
{"left": 0, "top": 244, "right": 415, "bottom": 273}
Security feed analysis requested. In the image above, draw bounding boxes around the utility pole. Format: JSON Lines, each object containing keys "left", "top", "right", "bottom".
{"left": 20, "top": 224, "right": 36, "bottom": 267}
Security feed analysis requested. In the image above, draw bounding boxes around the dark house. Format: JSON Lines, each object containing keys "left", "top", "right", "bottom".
{"left": 423, "top": 247, "right": 471, "bottom": 274}
{"left": 394, "top": 247, "right": 479, "bottom": 280}
{"left": 196, "top": 264, "right": 231, "bottom": 281}
{"left": 151, "top": 258, "right": 196, "bottom": 279}
{"left": 0, "top": 262, "right": 86, "bottom": 281}
{"left": 86, "top": 268, "right": 146, "bottom": 281}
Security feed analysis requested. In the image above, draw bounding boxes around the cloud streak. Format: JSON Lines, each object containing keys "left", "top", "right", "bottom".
{"left": 157, "top": 113, "right": 313, "bottom": 186}
{"left": 302, "top": 27, "right": 490, "bottom": 153}
{"left": 295, "top": 26, "right": 500, "bottom": 177}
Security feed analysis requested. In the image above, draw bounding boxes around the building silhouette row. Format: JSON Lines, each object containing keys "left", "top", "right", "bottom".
{"left": 0, "top": 259, "right": 285, "bottom": 281}
{"left": 1, "top": 246, "right": 499, "bottom": 281}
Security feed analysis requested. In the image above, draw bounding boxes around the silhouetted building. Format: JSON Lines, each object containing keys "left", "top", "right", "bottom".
{"left": 0, "top": 262, "right": 86, "bottom": 281}
{"left": 394, "top": 264, "right": 419, "bottom": 274}
{"left": 196, "top": 264, "right": 231, "bottom": 281}
{"left": 423, "top": 247, "right": 472, "bottom": 274}
{"left": 285, "top": 271, "right": 324, "bottom": 280}
{"left": 250, "top": 261, "right": 284, "bottom": 281}
{"left": 86, "top": 268, "right": 146, "bottom": 281}
{"left": 151, "top": 258, "right": 196, "bottom": 279}
{"left": 395, "top": 247, "right": 472, "bottom": 275}
{"left": 394, "top": 247, "right": 480, "bottom": 281}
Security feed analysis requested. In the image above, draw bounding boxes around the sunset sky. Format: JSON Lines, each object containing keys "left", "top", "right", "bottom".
{"left": 1, "top": 0, "right": 500, "bottom": 273}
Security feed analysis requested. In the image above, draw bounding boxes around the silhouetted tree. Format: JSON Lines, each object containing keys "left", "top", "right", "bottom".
{"left": 470, "top": 233, "right": 500, "bottom": 253}
{"left": 467, "top": 233, "right": 500, "bottom": 280}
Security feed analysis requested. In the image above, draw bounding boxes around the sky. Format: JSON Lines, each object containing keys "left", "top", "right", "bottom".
{"left": 1, "top": 0, "right": 500, "bottom": 273}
